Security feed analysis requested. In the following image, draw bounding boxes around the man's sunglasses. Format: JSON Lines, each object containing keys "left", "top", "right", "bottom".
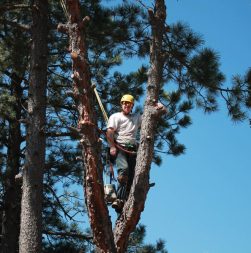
{"left": 122, "top": 101, "right": 133, "bottom": 105}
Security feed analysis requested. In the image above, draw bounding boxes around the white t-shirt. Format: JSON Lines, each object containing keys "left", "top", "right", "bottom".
{"left": 107, "top": 112, "right": 142, "bottom": 145}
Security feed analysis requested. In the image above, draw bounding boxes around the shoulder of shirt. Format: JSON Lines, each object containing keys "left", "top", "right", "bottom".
{"left": 110, "top": 112, "right": 123, "bottom": 118}
{"left": 108, "top": 112, "right": 123, "bottom": 122}
{"left": 109, "top": 112, "right": 141, "bottom": 119}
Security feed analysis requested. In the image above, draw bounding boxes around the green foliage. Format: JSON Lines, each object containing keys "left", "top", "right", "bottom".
{"left": 225, "top": 68, "right": 251, "bottom": 122}
{"left": 127, "top": 224, "right": 168, "bottom": 253}
{"left": 42, "top": 241, "right": 88, "bottom": 253}
{"left": 0, "top": 91, "right": 16, "bottom": 120}
{"left": 189, "top": 48, "right": 225, "bottom": 90}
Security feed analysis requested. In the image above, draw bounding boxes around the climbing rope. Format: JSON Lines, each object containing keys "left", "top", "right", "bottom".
{"left": 60, "top": 0, "right": 69, "bottom": 20}
{"left": 91, "top": 83, "right": 109, "bottom": 123}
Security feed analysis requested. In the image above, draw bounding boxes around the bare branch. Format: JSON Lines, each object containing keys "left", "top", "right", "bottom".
{"left": 0, "top": 4, "right": 30, "bottom": 13}
{"left": 1, "top": 18, "right": 31, "bottom": 31}
{"left": 45, "top": 185, "right": 74, "bottom": 221}
{"left": 43, "top": 230, "right": 92, "bottom": 241}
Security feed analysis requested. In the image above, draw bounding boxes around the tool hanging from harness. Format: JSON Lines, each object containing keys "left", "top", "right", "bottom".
{"left": 103, "top": 150, "right": 117, "bottom": 205}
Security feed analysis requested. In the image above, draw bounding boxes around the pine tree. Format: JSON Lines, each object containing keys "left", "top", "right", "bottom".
{"left": 0, "top": 1, "right": 30, "bottom": 252}
{"left": 18, "top": 0, "right": 48, "bottom": 252}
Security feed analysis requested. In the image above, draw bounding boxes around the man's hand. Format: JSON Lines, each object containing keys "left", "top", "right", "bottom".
{"left": 107, "top": 128, "right": 117, "bottom": 156}
{"left": 110, "top": 146, "right": 117, "bottom": 156}
{"left": 155, "top": 102, "right": 167, "bottom": 112}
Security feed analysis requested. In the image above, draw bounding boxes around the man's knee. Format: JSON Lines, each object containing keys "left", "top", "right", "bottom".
{"left": 117, "top": 173, "right": 128, "bottom": 185}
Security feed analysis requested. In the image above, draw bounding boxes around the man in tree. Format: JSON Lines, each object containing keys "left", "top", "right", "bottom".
{"left": 107, "top": 94, "right": 141, "bottom": 213}
{"left": 107, "top": 94, "right": 166, "bottom": 213}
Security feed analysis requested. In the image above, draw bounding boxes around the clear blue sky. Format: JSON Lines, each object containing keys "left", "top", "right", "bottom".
{"left": 138, "top": 1, "right": 251, "bottom": 253}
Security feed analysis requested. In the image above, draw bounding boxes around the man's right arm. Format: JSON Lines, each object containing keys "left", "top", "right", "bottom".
{"left": 106, "top": 128, "right": 117, "bottom": 156}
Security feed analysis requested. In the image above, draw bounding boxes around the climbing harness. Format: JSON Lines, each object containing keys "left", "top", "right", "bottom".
{"left": 80, "top": 120, "right": 137, "bottom": 155}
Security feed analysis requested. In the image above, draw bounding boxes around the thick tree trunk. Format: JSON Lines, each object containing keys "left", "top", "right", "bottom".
{"left": 19, "top": 1, "right": 48, "bottom": 253}
{"left": 58, "top": 1, "right": 116, "bottom": 252}
{"left": 113, "top": 1, "right": 167, "bottom": 252}
{"left": 1, "top": 73, "right": 22, "bottom": 253}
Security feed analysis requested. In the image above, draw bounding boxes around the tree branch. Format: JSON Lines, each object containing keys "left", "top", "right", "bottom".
{"left": 0, "top": 4, "right": 30, "bottom": 13}
{"left": 43, "top": 230, "right": 93, "bottom": 241}
{"left": 1, "top": 18, "right": 31, "bottom": 31}
{"left": 63, "top": 1, "right": 116, "bottom": 252}
{"left": 45, "top": 185, "right": 74, "bottom": 221}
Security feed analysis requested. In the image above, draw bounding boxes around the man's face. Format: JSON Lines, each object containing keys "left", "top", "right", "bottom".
{"left": 121, "top": 101, "right": 133, "bottom": 115}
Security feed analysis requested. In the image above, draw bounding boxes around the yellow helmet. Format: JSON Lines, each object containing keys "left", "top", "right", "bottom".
{"left": 120, "top": 94, "right": 134, "bottom": 104}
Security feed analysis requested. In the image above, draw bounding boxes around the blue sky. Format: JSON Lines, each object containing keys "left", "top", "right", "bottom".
{"left": 138, "top": 1, "right": 251, "bottom": 253}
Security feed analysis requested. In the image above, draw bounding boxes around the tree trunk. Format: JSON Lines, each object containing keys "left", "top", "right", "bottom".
{"left": 113, "top": 1, "right": 167, "bottom": 252}
{"left": 58, "top": 1, "right": 116, "bottom": 252}
{"left": 1, "top": 73, "right": 22, "bottom": 253}
{"left": 19, "top": 1, "right": 48, "bottom": 253}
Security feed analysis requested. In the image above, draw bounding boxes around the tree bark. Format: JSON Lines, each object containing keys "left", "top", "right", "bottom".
{"left": 113, "top": 1, "right": 167, "bottom": 252}
{"left": 19, "top": 1, "right": 48, "bottom": 253}
{"left": 58, "top": 1, "right": 116, "bottom": 252}
{"left": 1, "top": 73, "right": 22, "bottom": 253}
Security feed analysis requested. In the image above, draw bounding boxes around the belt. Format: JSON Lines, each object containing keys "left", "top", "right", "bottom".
{"left": 119, "top": 144, "right": 137, "bottom": 151}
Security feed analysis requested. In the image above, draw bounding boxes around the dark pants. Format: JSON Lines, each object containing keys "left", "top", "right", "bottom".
{"left": 116, "top": 149, "right": 137, "bottom": 201}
